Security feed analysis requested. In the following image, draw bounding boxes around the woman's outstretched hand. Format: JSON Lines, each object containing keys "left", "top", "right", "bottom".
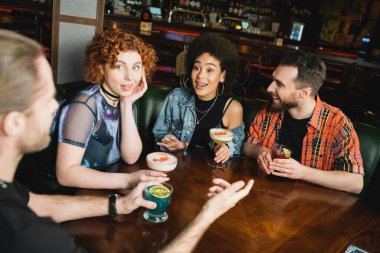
{"left": 157, "top": 136, "right": 189, "bottom": 151}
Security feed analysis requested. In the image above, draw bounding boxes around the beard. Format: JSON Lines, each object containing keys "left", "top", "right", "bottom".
{"left": 269, "top": 94, "right": 298, "bottom": 113}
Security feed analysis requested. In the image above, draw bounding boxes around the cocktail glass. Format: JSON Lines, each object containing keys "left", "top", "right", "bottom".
{"left": 146, "top": 152, "right": 178, "bottom": 172}
{"left": 143, "top": 182, "right": 173, "bottom": 223}
{"left": 271, "top": 143, "right": 292, "bottom": 159}
{"left": 207, "top": 128, "right": 234, "bottom": 168}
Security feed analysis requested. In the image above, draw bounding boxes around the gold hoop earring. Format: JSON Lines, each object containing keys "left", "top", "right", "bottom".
{"left": 217, "top": 82, "right": 225, "bottom": 96}
{"left": 180, "top": 75, "right": 191, "bottom": 90}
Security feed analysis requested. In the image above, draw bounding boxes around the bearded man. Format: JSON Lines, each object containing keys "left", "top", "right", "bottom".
{"left": 242, "top": 50, "right": 363, "bottom": 194}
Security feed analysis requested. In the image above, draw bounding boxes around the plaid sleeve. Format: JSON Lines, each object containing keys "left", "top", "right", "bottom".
{"left": 332, "top": 114, "right": 364, "bottom": 175}
{"left": 246, "top": 108, "right": 266, "bottom": 145}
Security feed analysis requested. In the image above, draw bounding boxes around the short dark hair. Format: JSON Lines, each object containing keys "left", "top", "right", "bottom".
{"left": 279, "top": 50, "right": 326, "bottom": 96}
{"left": 185, "top": 33, "right": 239, "bottom": 85}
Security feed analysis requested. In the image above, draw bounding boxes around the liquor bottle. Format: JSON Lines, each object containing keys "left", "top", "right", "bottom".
{"left": 195, "top": 0, "right": 201, "bottom": 11}
{"left": 190, "top": 0, "right": 195, "bottom": 9}
{"left": 238, "top": 4, "right": 243, "bottom": 17}
{"left": 228, "top": 2, "right": 234, "bottom": 15}
{"left": 233, "top": 3, "right": 239, "bottom": 16}
{"left": 105, "top": 0, "right": 114, "bottom": 14}
{"left": 360, "top": 34, "right": 371, "bottom": 55}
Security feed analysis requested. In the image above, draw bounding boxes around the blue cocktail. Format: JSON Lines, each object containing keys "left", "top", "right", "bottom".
{"left": 143, "top": 183, "right": 173, "bottom": 223}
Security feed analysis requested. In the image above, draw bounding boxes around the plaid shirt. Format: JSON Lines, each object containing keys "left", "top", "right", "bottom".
{"left": 247, "top": 96, "right": 364, "bottom": 174}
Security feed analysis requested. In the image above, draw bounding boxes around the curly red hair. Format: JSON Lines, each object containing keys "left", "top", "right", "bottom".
{"left": 83, "top": 30, "right": 157, "bottom": 84}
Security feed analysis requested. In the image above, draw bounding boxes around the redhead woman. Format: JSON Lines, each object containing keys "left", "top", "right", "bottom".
{"left": 153, "top": 33, "right": 244, "bottom": 164}
{"left": 51, "top": 30, "right": 168, "bottom": 189}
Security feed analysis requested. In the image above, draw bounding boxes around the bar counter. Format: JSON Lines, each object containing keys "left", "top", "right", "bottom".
{"left": 63, "top": 151, "right": 380, "bottom": 253}
{"left": 104, "top": 14, "right": 380, "bottom": 71}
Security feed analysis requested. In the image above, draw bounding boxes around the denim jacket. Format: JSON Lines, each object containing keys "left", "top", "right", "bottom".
{"left": 152, "top": 88, "right": 245, "bottom": 157}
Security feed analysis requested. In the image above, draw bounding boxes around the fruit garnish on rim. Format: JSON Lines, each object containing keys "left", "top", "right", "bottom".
{"left": 149, "top": 185, "right": 171, "bottom": 198}
{"left": 271, "top": 144, "right": 292, "bottom": 159}
{"left": 283, "top": 148, "right": 292, "bottom": 159}
{"left": 153, "top": 154, "right": 170, "bottom": 162}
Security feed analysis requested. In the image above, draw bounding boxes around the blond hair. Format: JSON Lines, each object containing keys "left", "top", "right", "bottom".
{"left": 0, "top": 29, "right": 44, "bottom": 114}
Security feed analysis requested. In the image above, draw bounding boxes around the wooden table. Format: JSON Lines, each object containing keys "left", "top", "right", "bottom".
{"left": 63, "top": 151, "right": 380, "bottom": 253}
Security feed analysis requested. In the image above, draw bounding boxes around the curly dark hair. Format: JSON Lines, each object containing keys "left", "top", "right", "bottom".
{"left": 83, "top": 30, "right": 157, "bottom": 84}
{"left": 279, "top": 50, "right": 326, "bottom": 96}
{"left": 185, "top": 33, "right": 239, "bottom": 85}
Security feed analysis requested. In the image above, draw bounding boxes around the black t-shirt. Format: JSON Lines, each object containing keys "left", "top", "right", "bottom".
{"left": 189, "top": 95, "right": 230, "bottom": 150}
{"left": 279, "top": 111, "right": 310, "bottom": 162}
{"left": 0, "top": 180, "right": 87, "bottom": 253}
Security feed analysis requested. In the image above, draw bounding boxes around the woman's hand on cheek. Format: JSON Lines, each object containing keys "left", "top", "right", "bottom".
{"left": 122, "top": 68, "right": 148, "bottom": 104}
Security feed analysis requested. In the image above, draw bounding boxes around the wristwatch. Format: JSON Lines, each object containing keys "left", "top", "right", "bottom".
{"left": 108, "top": 194, "right": 120, "bottom": 217}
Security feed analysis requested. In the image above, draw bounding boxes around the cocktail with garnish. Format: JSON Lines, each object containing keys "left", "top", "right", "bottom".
{"left": 207, "top": 128, "right": 234, "bottom": 168}
{"left": 271, "top": 143, "right": 292, "bottom": 159}
{"left": 146, "top": 152, "right": 178, "bottom": 172}
{"left": 143, "top": 182, "right": 173, "bottom": 223}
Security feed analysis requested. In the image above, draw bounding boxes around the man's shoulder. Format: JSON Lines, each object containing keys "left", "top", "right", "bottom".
{"left": 0, "top": 192, "right": 37, "bottom": 224}
{"left": 320, "top": 100, "right": 341, "bottom": 113}
{"left": 0, "top": 197, "right": 81, "bottom": 253}
{"left": 317, "top": 100, "right": 354, "bottom": 131}
{"left": 6, "top": 218, "right": 81, "bottom": 253}
{"left": 319, "top": 100, "right": 351, "bottom": 121}
{"left": 0, "top": 194, "right": 37, "bottom": 245}
{"left": 257, "top": 103, "right": 281, "bottom": 119}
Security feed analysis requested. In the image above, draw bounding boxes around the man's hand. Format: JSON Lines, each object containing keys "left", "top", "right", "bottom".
{"left": 213, "top": 144, "right": 229, "bottom": 163}
{"left": 257, "top": 146, "right": 272, "bottom": 174}
{"left": 126, "top": 170, "right": 169, "bottom": 189}
{"left": 157, "top": 136, "right": 189, "bottom": 151}
{"left": 117, "top": 182, "right": 157, "bottom": 214}
{"left": 159, "top": 178, "right": 254, "bottom": 253}
{"left": 202, "top": 178, "right": 254, "bottom": 222}
{"left": 269, "top": 158, "right": 306, "bottom": 179}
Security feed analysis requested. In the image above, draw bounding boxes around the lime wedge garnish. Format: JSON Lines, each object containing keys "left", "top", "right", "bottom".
{"left": 283, "top": 148, "right": 291, "bottom": 158}
{"left": 149, "top": 185, "right": 170, "bottom": 198}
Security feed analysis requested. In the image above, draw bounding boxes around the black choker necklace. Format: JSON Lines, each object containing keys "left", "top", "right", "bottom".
{"left": 100, "top": 85, "right": 120, "bottom": 106}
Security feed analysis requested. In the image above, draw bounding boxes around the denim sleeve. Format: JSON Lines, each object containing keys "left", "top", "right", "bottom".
{"left": 208, "top": 121, "right": 245, "bottom": 157}
{"left": 229, "top": 121, "right": 245, "bottom": 156}
{"left": 152, "top": 92, "right": 175, "bottom": 150}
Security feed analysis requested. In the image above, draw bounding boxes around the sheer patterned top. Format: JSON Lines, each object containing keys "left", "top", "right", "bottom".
{"left": 51, "top": 84, "right": 136, "bottom": 172}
